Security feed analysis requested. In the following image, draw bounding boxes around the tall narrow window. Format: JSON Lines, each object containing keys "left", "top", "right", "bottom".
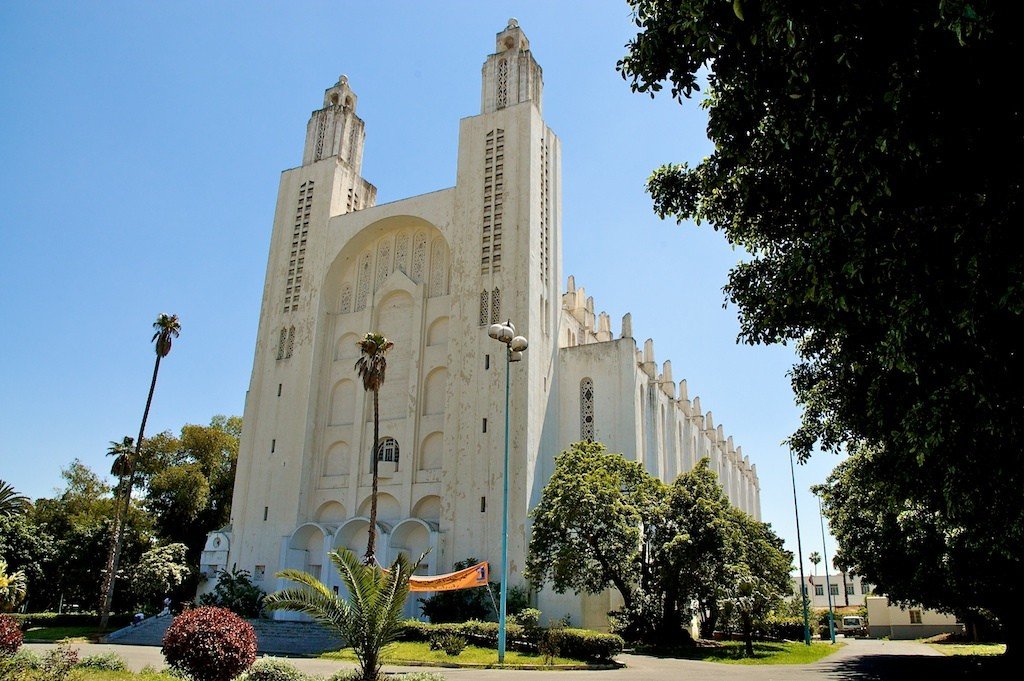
{"left": 580, "top": 378, "right": 595, "bottom": 441}
{"left": 490, "top": 287, "right": 501, "bottom": 324}
{"left": 479, "top": 291, "right": 489, "bottom": 326}
{"left": 284, "top": 181, "right": 312, "bottom": 312}
{"left": 277, "top": 328, "right": 287, "bottom": 360}
{"left": 286, "top": 326, "right": 295, "bottom": 358}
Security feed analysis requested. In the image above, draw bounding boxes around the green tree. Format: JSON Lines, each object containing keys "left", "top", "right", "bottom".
{"left": 354, "top": 332, "right": 393, "bottom": 564}
{"left": 0, "top": 481, "right": 29, "bottom": 519}
{"left": 101, "top": 313, "right": 180, "bottom": 629}
{"left": 720, "top": 511, "right": 794, "bottom": 657}
{"left": 526, "top": 441, "right": 665, "bottom": 635}
{"left": 619, "top": 0, "right": 1024, "bottom": 656}
{"left": 0, "top": 512, "right": 53, "bottom": 611}
{"left": 265, "top": 548, "right": 418, "bottom": 681}
{"left": 658, "top": 459, "right": 735, "bottom": 639}
{"left": 0, "top": 559, "right": 28, "bottom": 612}
{"left": 129, "top": 543, "right": 190, "bottom": 612}
{"left": 31, "top": 461, "right": 152, "bottom": 611}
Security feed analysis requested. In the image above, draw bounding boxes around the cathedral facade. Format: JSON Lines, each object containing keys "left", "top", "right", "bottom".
{"left": 202, "top": 21, "right": 761, "bottom": 629}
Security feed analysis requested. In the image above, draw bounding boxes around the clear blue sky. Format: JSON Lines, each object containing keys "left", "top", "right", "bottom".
{"left": 0, "top": 1, "right": 843, "bottom": 575}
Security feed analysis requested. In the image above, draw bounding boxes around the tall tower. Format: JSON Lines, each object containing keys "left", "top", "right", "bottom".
{"left": 225, "top": 76, "right": 376, "bottom": 575}
{"left": 443, "top": 18, "right": 562, "bottom": 586}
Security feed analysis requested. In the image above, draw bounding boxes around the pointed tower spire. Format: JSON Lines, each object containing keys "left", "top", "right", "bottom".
{"left": 302, "top": 75, "right": 368, "bottom": 170}
{"left": 481, "top": 19, "right": 544, "bottom": 115}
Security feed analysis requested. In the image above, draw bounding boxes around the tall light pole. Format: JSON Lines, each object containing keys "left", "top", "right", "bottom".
{"left": 789, "top": 449, "right": 812, "bottom": 645}
{"left": 818, "top": 494, "right": 837, "bottom": 644}
{"left": 488, "top": 319, "right": 528, "bottom": 664}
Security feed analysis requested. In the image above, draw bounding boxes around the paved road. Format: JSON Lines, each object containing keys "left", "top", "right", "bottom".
{"left": 25, "top": 637, "right": 996, "bottom": 679}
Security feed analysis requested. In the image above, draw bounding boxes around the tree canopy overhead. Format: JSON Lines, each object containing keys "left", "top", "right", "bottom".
{"left": 619, "top": 0, "right": 1023, "bottom": 652}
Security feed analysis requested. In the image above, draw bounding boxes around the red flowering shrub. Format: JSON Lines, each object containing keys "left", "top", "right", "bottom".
{"left": 162, "top": 606, "right": 257, "bottom": 681}
{"left": 0, "top": 614, "right": 23, "bottom": 656}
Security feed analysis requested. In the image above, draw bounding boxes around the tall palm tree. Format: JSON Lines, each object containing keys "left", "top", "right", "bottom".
{"left": 0, "top": 480, "right": 30, "bottom": 518}
{"left": 354, "top": 332, "right": 393, "bottom": 564}
{"left": 106, "top": 436, "right": 135, "bottom": 505}
{"left": 808, "top": 550, "right": 821, "bottom": 578}
{"left": 99, "top": 313, "right": 180, "bottom": 630}
{"left": 0, "top": 558, "right": 28, "bottom": 612}
{"left": 265, "top": 548, "right": 419, "bottom": 681}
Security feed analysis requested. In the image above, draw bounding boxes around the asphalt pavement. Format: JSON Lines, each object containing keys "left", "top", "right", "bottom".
{"left": 25, "top": 636, "right": 998, "bottom": 680}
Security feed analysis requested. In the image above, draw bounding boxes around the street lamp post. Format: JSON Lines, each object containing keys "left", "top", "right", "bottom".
{"left": 487, "top": 320, "right": 528, "bottom": 664}
{"left": 789, "top": 449, "right": 812, "bottom": 645}
{"left": 818, "top": 495, "right": 837, "bottom": 644}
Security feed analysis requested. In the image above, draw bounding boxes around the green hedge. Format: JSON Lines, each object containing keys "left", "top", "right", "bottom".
{"left": 9, "top": 613, "right": 132, "bottom": 630}
{"left": 397, "top": 619, "right": 623, "bottom": 661}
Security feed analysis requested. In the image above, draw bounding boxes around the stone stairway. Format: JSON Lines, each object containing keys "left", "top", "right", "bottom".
{"left": 104, "top": 615, "right": 343, "bottom": 656}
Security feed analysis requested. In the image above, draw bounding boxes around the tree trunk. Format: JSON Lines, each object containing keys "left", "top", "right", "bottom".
{"left": 700, "top": 600, "right": 719, "bottom": 639}
{"left": 743, "top": 613, "right": 754, "bottom": 657}
{"left": 842, "top": 572, "right": 849, "bottom": 607}
{"left": 99, "top": 353, "right": 161, "bottom": 631}
{"left": 365, "top": 388, "right": 380, "bottom": 563}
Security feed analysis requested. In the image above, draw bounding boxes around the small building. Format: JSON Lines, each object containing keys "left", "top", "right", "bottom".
{"left": 865, "top": 596, "right": 963, "bottom": 639}
{"left": 791, "top": 573, "right": 873, "bottom": 609}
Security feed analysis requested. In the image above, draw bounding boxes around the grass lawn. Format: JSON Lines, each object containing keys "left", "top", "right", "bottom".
{"left": 650, "top": 640, "right": 841, "bottom": 665}
{"left": 323, "top": 640, "right": 592, "bottom": 667}
{"left": 22, "top": 625, "right": 101, "bottom": 642}
{"left": 927, "top": 642, "right": 1006, "bottom": 656}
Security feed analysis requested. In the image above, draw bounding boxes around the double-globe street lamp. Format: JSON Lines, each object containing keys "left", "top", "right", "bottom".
{"left": 487, "top": 319, "right": 528, "bottom": 664}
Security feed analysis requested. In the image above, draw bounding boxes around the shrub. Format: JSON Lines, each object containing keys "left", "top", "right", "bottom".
{"left": 162, "top": 606, "right": 257, "bottom": 681}
{"left": 198, "top": 567, "right": 266, "bottom": 618}
{"left": 0, "top": 613, "right": 24, "bottom": 656}
{"left": 396, "top": 674, "right": 446, "bottom": 681}
{"left": 428, "top": 632, "right": 467, "bottom": 656}
{"left": 326, "top": 671, "right": 360, "bottom": 681}
{"left": 40, "top": 643, "right": 79, "bottom": 681}
{"left": 0, "top": 650, "right": 36, "bottom": 681}
{"left": 243, "top": 657, "right": 307, "bottom": 681}
{"left": 762, "top": 615, "right": 807, "bottom": 641}
{"left": 542, "top": 628, "right": 623, "bottom": 661}
{"left": 77, "top": 652, "right": 128, "bottom": 671}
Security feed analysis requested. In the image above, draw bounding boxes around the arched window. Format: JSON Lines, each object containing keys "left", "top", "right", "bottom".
{"left": 376, "top": 437, "right": 400, "bottom": 464}
{"left": 580, "top": 378, "right": 595, "bottom": 441}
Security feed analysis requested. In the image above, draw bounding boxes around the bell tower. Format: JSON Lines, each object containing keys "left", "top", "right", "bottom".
{"left": 302, "top": 74, "right": 368, "bottom": 171}
{"left": 480, "top": 18, "right": 544, "bottom": 116}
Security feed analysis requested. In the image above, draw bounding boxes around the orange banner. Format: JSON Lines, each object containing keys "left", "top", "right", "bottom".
{"left": 409, "top": 562, "right": 489, "bottom": 592}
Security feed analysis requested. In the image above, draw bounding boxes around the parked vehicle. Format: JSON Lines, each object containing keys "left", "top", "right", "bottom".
{"left": 838, "top": 615, "right": 867, "bottom": 637}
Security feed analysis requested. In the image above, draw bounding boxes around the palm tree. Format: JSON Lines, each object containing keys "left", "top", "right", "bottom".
{"left": 808, "top": 551, "right": 821, "bottom": 578}
{"left": 0, "top": 558, "right": 28, "bottom": 612}
{"left": 0, "top": 480, "right": 30, "bottom": 518}
{"left": 354, "top": 332, "right": 393, "bottom": 564}
{"left": 265, "top": 548, "right": 418, "bottom": 681}
{"left": 106, "top": 436, "right": 135, "bottom": 505}
{"left": 99, "top": 313, "right": 180, "bottom": 630}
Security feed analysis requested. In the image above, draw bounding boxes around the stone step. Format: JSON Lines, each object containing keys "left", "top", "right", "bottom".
{"left": 103, "top": 615, "right": 343, "bottom": 656}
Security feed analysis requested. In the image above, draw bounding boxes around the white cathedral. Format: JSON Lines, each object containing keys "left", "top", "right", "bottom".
{"left": 200, "top": 20, "right": 761, "bottom": 630}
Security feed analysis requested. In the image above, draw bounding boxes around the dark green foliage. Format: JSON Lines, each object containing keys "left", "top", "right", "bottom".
{"left": 762, "top": 615, "right": 807, "bottom": 642}
{"left": 396, "top": 618, "right": 624, "bottom": 661}
{"left": 161, "top": 606, "right": 257, "bottom": 681}
{"left": 0, "top": 613, "right": 23, "bottom": 655}
{"left": 265, "top": 548, "right": 417, "bottom": 681}
{"left": 417, "top": 558, "right": 492, "bottom": 623}
{"left": 619, "top": 0, "right": 1024, "bottom": 655}
{"left": 198, "top": 566, "right": 265, "bottom": 618}
{"left": 4, "top": 612, "right": 131, "bottom": 629}
{"left": 528, "top": 443, "right": 791, "bottom": 649}
{"left": 541, "top": 627, "right": 624, "bottom": 662}
{"left": 428, "top": 632, "right": 467, "bottom": 656}
{"left": 244, "top": 657, "right": 307, "bottom": 681}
